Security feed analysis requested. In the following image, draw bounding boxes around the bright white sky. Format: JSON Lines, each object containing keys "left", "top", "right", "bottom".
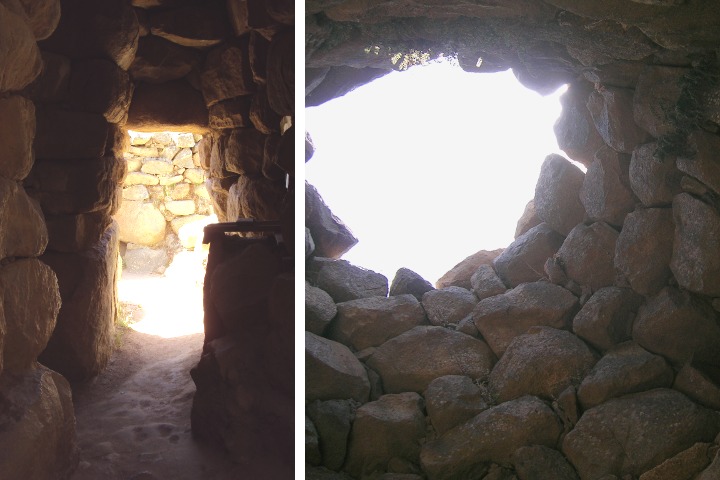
{"left": 305, "top": 61, "right": 567, "bottom": 285}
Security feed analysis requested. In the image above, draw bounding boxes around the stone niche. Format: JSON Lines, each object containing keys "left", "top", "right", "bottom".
{"left": 305, "top": 2, "right": 720, "bottom": 480}
{"left": 0, "top": 0, "right": 294, "bottom": 478}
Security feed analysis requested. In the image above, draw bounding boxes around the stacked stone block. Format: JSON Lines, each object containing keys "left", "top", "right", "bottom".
{"left": 0, "top": 0, "right": 78, "bottom": 477}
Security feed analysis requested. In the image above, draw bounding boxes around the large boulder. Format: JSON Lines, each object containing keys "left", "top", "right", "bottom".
{"left": 555, "top": 222, "right": 619, "bottom": 293}
{"left": 366, "top": 326, "right": 496, "bottom": 394}
{"left": 469, "top": 265, "right": 507, "bottom": 301}
{"left": 580, "top": 146, "right": 636, "bottom": 227}
{"left": 436, "top": 249, "right": 503, "bottom": 290}
{"left": 305, "top": 182, "right": 358, "bottom": 259}
{"left": 633, "top": 65, "right": 686, "bottom": 138}
{"left": 0, "top": 178, "right": 47, "bottom": 261}
{"left": 629, "top": 143, "right": 682, "bottom": 207}
{"left": 492, "top": 223, "right": 565, "bottom": 287}
{"left": 329, "top": 294, "right": 427, "bottom": 351}
{"left": 315, "top": 260, "right": 388, "bottom": 303}
{"left": 424, "top": 375, "right": 490, "bottom": 435}
{"left": 572, "top": 286, "right": 643, "bottom": 352}
{"left": 562, "top": 389, "right": 720, "bottom": 479}
{"left": 0, "top": 95, "right": 35, "bottom": 180}
{"left": 0, "top": 2, "right": 42, "bottom": 91}
{"left": 587, "top": 86, "right": 648, "bottom": 154}
{"left": 421, "top": 287, "right": 476, "bottom": 327}
{"left": 473, "top": 282, "right": 578, "bottom": 358}
{"left": 554, "top": 81, "right": 605, "bottom": 167}
{"left": 305, "top": 283, "right": 337, "bottom": 336}
{"left": 114, "top": 200, "right": 166, "bottom": 246}
{"left": 306, "top": 399, "right": 358, "bottom": 471}
{"left": 126, "top": 80, "right": 209, "bottom": 132}
{"left": 389, "top": 268, "right": 434, "bottom": 300}
{"left": 305, "top": 332, "right": 370, "bottom": 403}
{"left": 420, "top": 395, "right": 563, "bottom": 480}
{"left": 534, "top": 154, "right": 586, "bottom": 236}
{"left": 677, "top": 130, "right": 720, "bottom": 197}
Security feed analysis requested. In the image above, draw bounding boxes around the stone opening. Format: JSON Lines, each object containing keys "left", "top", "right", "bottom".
{"left": 1, "top": 0, "right": 294, "bottom": 478}
{"left": 306, "top": 2, "right": 720, "bottom": 479}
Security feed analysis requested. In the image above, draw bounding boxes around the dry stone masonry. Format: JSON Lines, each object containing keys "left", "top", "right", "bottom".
{"left": 306, "top": 1, "right": 720, "bottom": 479}
{"left": 1, "top": 0, "right": 294, "bottom": 477}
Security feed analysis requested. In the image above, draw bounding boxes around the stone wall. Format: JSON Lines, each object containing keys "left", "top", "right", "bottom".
{"left": 115, "top": 130, "right": 214, "bottom": 274}
{"left": 305, "top": 2, "right": 720, "bottom": 479}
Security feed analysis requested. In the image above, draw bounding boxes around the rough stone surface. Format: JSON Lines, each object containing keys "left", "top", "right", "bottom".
{"left": 34, "top": 109, "right": 109, "bottom": 159}
{"left": 306, "top": 331, "right": 370, "bottom": 403}
{"left": 577, "top": 342, "right": 673, "bottom": 410}
{"left": 306, "top": 182, "right": 358, "bottom": 259}
{"left": 315, "top": 259, "right": 388, "bottom": 303}
{"left": 562, "top": 389, "right": 720, "bottom": 480}
{"left": 633, "top": 65, "right": 686, "bottom": 138}
{"left": 580, "top": 147, "right": 636, "bottom": 227}
{"left": 129, "top": 34, "right": 200, "bottom": 83}
{"left": 40, "top": 224, "right": 119, "bottom": 380}
{"left": 305, "top": 282, "right": 337, "bottom": 336}
{"left": 344, "top": 392, "right": 426, "bottom": 478}
{"left": 633, "top": 287, "right": 720, "bottom": 367}
{"left": 629, "top": 143, "right": 682, "bottom": 207}
{"left": 67, "top": 58, "right": 133, "bottom": 124}
{"left": 366, "top": 326, "right": 496, "bottom": 394}
{"left": 638, "top": 442, "right": 714, "bottom": 480}
{"left": 0, "top": 259, "right": 60, "bottom": 372}
{"left": 587, "top": 86, "right": 648, "bottom": 154}
{"left": 673, "top": 363, "right": 720, "bottom": 410}
{"left": 473, "top": 282, "right": 579, "bottom": 358}
{"left": 389, "top": 268, "right": 434, "bottom": 300}
{"left": 126, "top": 80, "right": 209, "bottom": 132}
{"left": 493, "top": 223, "right": 565, "bottom": 287}
{"left": 572, "top": 286, "right": 643, "bottom": 352}
{"left": 0, "top": 365, "right": 78, "bottom": 480}
{"left": 45, "top": 212, "right": 112, "bottom": 253}
{"left": 421, "top": 286, "right": 476, "bottom": 327}
{"left": 470, "top": 264, "right": 507, "bottom": 301}
{"left": 148, "top": 4, "right": 231, "bottom": 48}
{"left": 306, "top": 416, "right": 321, "bottom": 466}
{"left": 514, "top": 199, "right": 542, "bottom": 238}
{"left": 670, "top": 193, "right": 720, "bottom": 296}
{"left": 0, "top": 95, "right": 35, "bottom": 180}
{"left": 424, "top": 375, "right": 490, "bottom": 435}
{"left": 0, "top": 178, "right": 48, "bottom": 261}
{"left": 0, "top": 3, "right": 42, "bottom": 91}
{"left": 534, "top": 154, "right": 586, "bottom": 236}
{"left": 330, "top": 294, "right": 427, "bottom": 351}
{"left": 420, "top": 395, "right": 562, "bottom": 480}
{"left": 306, "top": 399, "right": 357, "bottom": 471}
{"left": 266, "top": 28, "right": 293, "bottom": 116}
{"left": 436, "top": 249, "right": 503, "bottom": 290}
{"left": 554, "top": 82, "right": 605, "bottom": 167}
{"left": 200, "top": 37, "right": 256, "bottom": 106}
{"left": 677, "top": 131, "right": 720, "bottom": 197}
{"left": 489, "top": 327, "right": 597, "bottom": 403}
{"left": 555, "top": 222, "right": 619, "bottom": 293}
{"left": 615, "top": 208, "right": 674, "bottom": 296}
{"left": 512, "top": 445, "right": 580, "bottom": 480}
{"left": 114, "top": 200, "right": 166, "bottom": 246}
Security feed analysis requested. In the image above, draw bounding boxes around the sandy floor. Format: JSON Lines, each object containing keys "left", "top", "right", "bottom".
{"left": 70, "top": 252, "right": 246, "bottom": 480}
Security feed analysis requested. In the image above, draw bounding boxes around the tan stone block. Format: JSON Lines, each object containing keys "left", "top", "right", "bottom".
{"left": 122, "top": 184, "right": 149, "bottom": 201}
{"left": 225, "top": 128, "right": 265, "bottom": 176}
{"left": 166, "top": 199, "right": 196, "bottom": 216}
{"left": 114, "top": 200, "right": 166, "bottom": 246}
{"left": 141, "top": 158, "right": 173, "bottom": 175}
{"left": 159, "top": 174, "right": 183, "bottom": 186}
{"left": 125, "top": 157, "right": 143, "bottom": 172}
{"left": 177, "top": 133, "right": 195, "bottom": 148}
{"left": 170, "top": 182, "right": 190, "bottom": 200}
{"left": 193, "top": 182, "right": 210, "bottom": 200}
{"left": 125, "top": 171, "right": 158, "bottom": 185}
{"left": 0, "top": 259, "right": 60, "bottom": 372}
{"left": 266, "top": 29, "right": 293, "bottom": 116}
{"left": 0, "top": 177, "right": 48, "bottom": 261}
{"left": 0, "top": 95, "right": 35, "bottom": 180}
{"left": 127, "top": 145, "right": 157, "bottom": 157}
{"left": 0, "top": 3, "right": 42, "bottom": 91}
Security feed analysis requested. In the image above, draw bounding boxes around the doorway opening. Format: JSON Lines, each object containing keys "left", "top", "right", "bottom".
{"left": 306, "top": 60, "right": 568, "bottom": 284}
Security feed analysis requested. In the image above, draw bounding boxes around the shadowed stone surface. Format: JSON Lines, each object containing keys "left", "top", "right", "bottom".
{"left": 306, "top": 332, "right": 370, "bottom": 403}
{"left": 0, "top": 3, "right": 42, "bottom": 91}
{"left": 389, "top": 268, "right": 434, "bottom": 300}
{"left": 556, "top": 222, "right": 619, "bottom": 293}
{"left": 587, "top": 86, "right": 648, "bottom": 154}
{"left": 493, "top": 223, "right": 565, "bottom": 287}
{"left": 424, "top": 375, "right": 490, "bottom": 435}
{"left": 436, "top": 249, "right": 503, "bottom": 290}
{"left": 306, "top": 182, "right": 358, "bottom": 259}
{"left": 572, "top": 286, "right": 643, "bottom": 352}
{"left": 534, "top": 154, "right": 586, "bottom": 236}
{"left": 673, "top": 363, "right": 720, "bottom": 411}
{"left": 580, "top": 147, "right": 636, "bottom": 227}
{"left": 629, "top": 143, "right": 682, "bottom": 207}
{"left": 315, "top": 260, "right": 388, "bottom": 303}
{"left": 0, "top": 95, "right": 35, "bottom": 180}
{"left": 306, "top": 282, "right": 337, "bottom": 336}
{"left": 0, "top": 178, "right": 48, "bottom": 261}
{"left": 470, "top": 264, "right": 507, "bottom": 301}
{"left": 421, "top": 287, "right": 476, "bottom": 327}
{"left": 512, "top": 445, "right": 580, "bottom": 480}
{"left": 633, "top": 65, "right": 686, "bottom": 138}
{"left": 306, "top": 399, "right": 357, "bottom": 471}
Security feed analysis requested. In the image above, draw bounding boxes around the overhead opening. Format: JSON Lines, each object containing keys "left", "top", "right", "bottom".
{"left": 306, "top": 59, "right": 569, "bottom": 284}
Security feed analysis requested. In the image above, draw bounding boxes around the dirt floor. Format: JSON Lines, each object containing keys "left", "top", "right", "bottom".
{"left": 70, "top": 254, "right": 246, "bottom": 480}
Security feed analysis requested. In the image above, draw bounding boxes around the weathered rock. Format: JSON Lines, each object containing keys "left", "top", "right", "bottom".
{"left": 473, "top": 282, "right": 578, "bottom": 358}
{"left": 0, "top": 259, "right": 60, "bottom": 372}
{"left": 587, "top": 86, "right": 648, "bottom": 154}
{"left": 493, "top": 223, "right": 565, "bottom": 287}
{"left": 122, "top": 185, "right": 149, "bottom": 201}
{"left": 22, "top": 50, "right": 70, "bottom": 103}
{"left": 34, "top": 109, "right": 110, "bottom": 159}
{"left": 67, "top": 58, "right": 133, "bottom": 124}
{"left": 126, "top": 80, "right": 209, "bottom": 132}
{"left": 470, "top": 265, "right": 507, "bottom": 301}
{"left": 305, "top": 466, "right": 355, "bottom": 480}
{"left": 200, "top": 37, "right": 256, "bottom": 106}
{"left": 572, "top": 286, "right": 643, "bottom": 352}
{"left": 633, "top": 65, "right": 686, "bottom": 138}
{"left": 577, "top": 342, "right": 673, "bottom": 410}
{"left": 555, "top": 222, "right": 619, "bottom": 293}
{"left": 562, "top": 389, "right": 720, "bottom": 480}
{"left": 489, "top": 327, "right": 597, "bottom": 403}
{"left": 514, "top": 199, "right": 542, "bottom": 238}
{"left": 141, "top": 158, "right": 173, "bottom": 175}
{"left": 172, "top": 149, "right": 194, "bottom": 168}
{"left": 329, "top": 294, "right": 426, "bottom": 351}
{"left": 165, "top": 200, "right": 195, "bottom": 216}
{"left": 424, "top": 375, "right": 490, "bottom": 435}
{"left": 122, "top": 246, "right": 168, "bottom": 274}
{"left": 306, "top": 331, "right": 370, "bottom": 403}
{"left": 225, "top": 128, "right": 265, "bottom": 175}
{"left": 45, "top": 212, "right": 112, "bottom": 253}
{"left": 208, "top": 96, "right": 253, "bottom": 130}
{"left": 184, "top": 168, "right": 205, "bottom": 184}
{"left": 421, "top": 287, "right": 476, "bottom": 327}
{"left": 673, "top": 362, "right": 720, "bottom": 410}
{"left": 615, "top": 208, "right": 674, "bottom": 296}
{"left": 366, "top": 326, "right": 496, "bottom": 394}
{"left": 629, "top": 143, "right": 682, "bottom": 207}
{"left": 129, "top": 35, "right": 201, "bottom": 84}
{"left": 305, "top": 182, "right": 358, "bottom": 259}
{"left": 226, "top": 175, "right": 286, "bottom": 222}
{"left": 148, "top": 4, "right": 231, "bottom": 48}
{"left": 670, "top": 193, "right": 720, "bottom": 296}
{"left": 580, "top": 146, "right": 636, "bottom": 227}
{"left": 0, "top": 95, "right": 35, "bottom": 180}
{"left": 554, "top": 82, "right": 606, "bottom": 167}
{"left": 0, "top": 178, "right": 48, "bottom": 261}
{"left": 17, "top": 0, "right": 60, "bottom": 40}
{"left": 436, "top": 249, "right": 503, "bottom": 290}
{"left": 344, "top": 393, "right": 426, "bottom": 478}
{"left": 250, "top": 86, "right": 282, "bottom": 134}
{"left": 315, "top": 259, "right": 388, "bottom": 303}
{"left": 638, "top": 442, "right": 714, "bottom": 480}
{"left": 697, "top": 450, "right": 720, "bottom": 480}
{"left": 677, "top": 131, "right": 720, "bottom": 196}
{"left": 420, "top": 395, "right": 562, "bottom": 480}
{"left": 534, "top": 154, "right": 586, "bottom": 236}
{"left": 39, "top": 0, "right": 139, "bottom": 70}
{"left": 266, "top": 28, "right": 293, "bottom": 116}
{"left": 306, "top": 399, "right": 357, "bottom": 471}
{"left": 306, "top": 416, "right": 321, "bottom": 466}
{"left": 39, "top": 224, "right": 119, "bottom": 380}
{"left": 249, "top": 30, "right": 270, "bottom": 84}
{"left": 0, "top": 365, "right": 78, "bottom": 479}
{"left": 389, "top": 268, "right": 434, "bottom": 300}
{"left": 125, "top": 171, "right": 159, "bottom": 186}
{"left": 634, "top": 287, "right": 720, "bottom": 367}
{"left": 0, "top": 2, "right": 42, "bottom": 91}
{"left": 512, "top": 445, "right": 580, "bottom": 480}
{"left": 114, "top": 200, "right": 166, "bottom": 246}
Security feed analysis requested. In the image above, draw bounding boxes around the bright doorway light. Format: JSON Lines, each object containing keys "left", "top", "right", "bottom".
{"left": 306, "top": 61, "right": 567, "bottom": 284}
